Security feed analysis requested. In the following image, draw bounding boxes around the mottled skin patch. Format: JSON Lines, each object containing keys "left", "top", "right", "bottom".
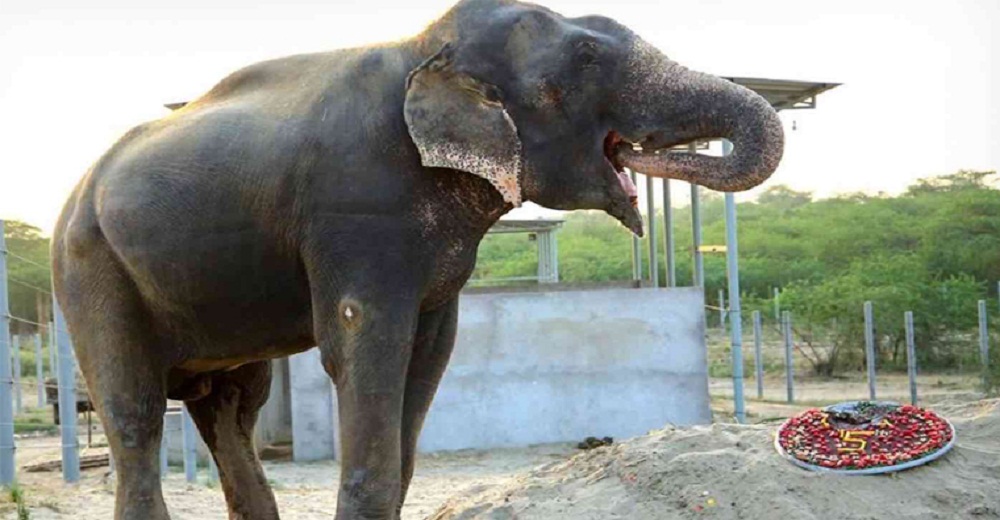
{"left": 51, "top": 1, "right": 782, "bottom": 519}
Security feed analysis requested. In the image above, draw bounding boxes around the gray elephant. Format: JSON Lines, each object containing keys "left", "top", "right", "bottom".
{"left": 52, "top": 0, "right": 783, "bottom": 518}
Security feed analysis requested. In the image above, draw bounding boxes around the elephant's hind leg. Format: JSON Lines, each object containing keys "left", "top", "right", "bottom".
{"left": 55, "top": 243, "right": 170, "bottom": 519}
{"left": 185, "top": 361, "right": 280, "bottom": 520}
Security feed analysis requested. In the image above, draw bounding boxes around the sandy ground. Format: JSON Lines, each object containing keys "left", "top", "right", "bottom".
{"left": 433, "top": 398, "right": 1000, "bottom": 520}
{"left": 3, "top": 442, "right": 574, "bottom": 519}
{"left": 2, "top": 377, "right": 990, "bottom": 519}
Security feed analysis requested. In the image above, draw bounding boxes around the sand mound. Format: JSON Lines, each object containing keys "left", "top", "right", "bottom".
{"left": 431, "top": 399, "right": 1000, "bottom": 520}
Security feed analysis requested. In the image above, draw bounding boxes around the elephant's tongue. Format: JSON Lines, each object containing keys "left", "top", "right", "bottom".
{"left": 617, "top": 170, "right": 638, "bottom": 206}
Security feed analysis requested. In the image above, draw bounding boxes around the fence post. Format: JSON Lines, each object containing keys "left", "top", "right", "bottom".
{"left": 12, "top": 336, "right": 21, "bottom": 415}
{"left": 48, "top": 320, "right": 56, "bottom": 378}
{"left": 160, "top": 432, "right": 169, "bottom": 479}
{"left": 783, "top": 311, "right": 794, "bottom": 403}
{"left": 905, "top": 311, "right": 917, "bottom": 405}
{"left": 34, "top": 333, "right": 43, "bottom": 408}
{"left": 208, "top": 456, "right": 219, "bottom": 485}
{"left": 863, "top": 301, "right": 877, "bottom": 400}
{"left": 979, "top": 300, "right": 990, "bottom": 388}
{"left": 630, "top": 170, "right": 642, "bottom": 283}
{"left": 182, "top": 404, "right": 198, "bottom": 483}
{"left": 753, "top": 311, "right": 763, "bottom": 399}
{"left": 0, "top": 220, "right": 16, "bottom": 485}
{"left": 53, "top": 299, "right": 80, "bottom": 482}
{"left": 662, "top": 179, "right": 676, "bottom": 287}
{"left": 773, "top": 287, "right": 780, "bottom": 322}
{"left": 718, "top": 289, "right": 726, "bottom": 329}
{"left": 645, "top": 174, "right": 659, "bottom": 288}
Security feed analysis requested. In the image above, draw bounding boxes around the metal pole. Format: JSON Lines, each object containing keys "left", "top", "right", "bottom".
{"left": 34, "top": 333, "right": 43, "bottom": 408}
{"left": 979, "top": 300, "right": 990, "bottom": 388}
{"left": 662, "top": 179, "right": 676, "bottom": 287}
{"left": 773, "top": 287, "right": 780, "bottom": 322}
{"left": 905, "top": 311, "right": 917, "bottom": 405}
{"left": 646, "top": 174, "right": 659, "bottom": 287}
{"left": 630, "top": 170, "right": 642, "bottom": 283}
{"left": 208, "top": 456, "right": 219, "bottom": 485}
{"left": 12, "top": 336, "right": 21, "bottom": 415}
{"left": 0, "top": 220, "right": 16, "bottom": 485}
{"left": 54, "top": 299, "right": 80, "bottom": 482}
{"left": 783, "top": 311, "right": 794, "bottom": 403}
{"left": 160, "top": 432, "right": 169, "bottom": 479}
{"left": 689, "top": 145, "right": 704, "bottom": 287}
{"left": 724, "top": 185, "right": 745, "bottom": 423}
{"left": 863, "top": 301, "right": 877, "bottom": 400}
{"left": 753, "top": 310, "right": 763, "bottom": 399}
{"left": 48, "top": 320, "right": 56, "bottom": 378}
{"left": 182, "top": 404, "right": 198, "bottom": 483}
{"left": 718, "top": 289, "right": 726, "bottom": 329}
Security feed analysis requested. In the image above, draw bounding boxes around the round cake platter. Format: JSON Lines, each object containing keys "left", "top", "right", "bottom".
{"left": 774, "top": 401, "right": 956, "bottom": 475}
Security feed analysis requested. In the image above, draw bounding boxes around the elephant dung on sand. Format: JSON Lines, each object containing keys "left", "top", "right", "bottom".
{"left": 52, "top": 0, "right": 783, "bottom": 518}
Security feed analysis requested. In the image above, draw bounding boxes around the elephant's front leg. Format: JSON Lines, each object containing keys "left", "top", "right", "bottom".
{"left": 314, "top": 284, "right": 419, "bottom": 520}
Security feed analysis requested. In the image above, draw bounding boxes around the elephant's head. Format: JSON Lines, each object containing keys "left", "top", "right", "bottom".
{"left": 404, "top": 0, "right": 784, "bottom": 235}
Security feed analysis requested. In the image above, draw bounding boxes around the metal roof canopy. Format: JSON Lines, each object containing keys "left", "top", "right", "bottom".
{"left": 728, "top": 77, "right": 840, "bottom": 111}
{"left": 487, "top": 218, "right": 563, "bottom": 235}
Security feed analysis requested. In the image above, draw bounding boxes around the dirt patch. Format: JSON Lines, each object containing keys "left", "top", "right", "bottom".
{"left": 3, "top": 443, "right": 573, "bottom": 519}
{"left": 431, "top": 399, "right": 1000, "bottom": 520}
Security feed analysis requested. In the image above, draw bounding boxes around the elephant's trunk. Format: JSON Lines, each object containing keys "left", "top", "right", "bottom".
{"left": 613, "top": 40, "right": 784, "bottom": 192}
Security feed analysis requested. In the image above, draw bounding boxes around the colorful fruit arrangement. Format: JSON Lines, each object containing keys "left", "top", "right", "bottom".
{"left": 776, "top": 401, "right": 954, "bottom": 472}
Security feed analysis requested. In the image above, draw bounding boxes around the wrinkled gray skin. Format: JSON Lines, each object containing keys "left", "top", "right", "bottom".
{"left": 52, "top": 1, "right": 782, "bottom": 519}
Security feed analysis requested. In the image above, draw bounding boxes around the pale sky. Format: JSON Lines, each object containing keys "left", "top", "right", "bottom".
{"left": 1, "top": 0, "right": 997, "bottom": 232}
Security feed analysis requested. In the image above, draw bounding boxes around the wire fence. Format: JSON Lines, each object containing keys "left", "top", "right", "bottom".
{"left": 0, "top": 219, "right": 219, "bottom": 486}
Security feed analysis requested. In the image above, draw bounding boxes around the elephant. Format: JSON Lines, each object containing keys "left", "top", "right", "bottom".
{"left": 51, "top": 0, "right": 783, "bottom": 518}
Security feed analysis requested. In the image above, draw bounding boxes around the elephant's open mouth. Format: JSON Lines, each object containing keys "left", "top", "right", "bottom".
{"left": 603, "top": 130, "right": 693, "bottom": 207}
{"left": 602, "top": 131, "right": 638, "bottom": 207}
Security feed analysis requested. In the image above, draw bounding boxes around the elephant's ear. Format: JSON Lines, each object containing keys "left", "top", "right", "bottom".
{"left": 404, "top": 44, "right": 523, "bottom": 206}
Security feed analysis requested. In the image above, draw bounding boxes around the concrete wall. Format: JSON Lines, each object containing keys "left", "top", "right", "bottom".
{"left": 417, "top": 286, "right": 710, "bottom": 451}
{"left": 263, "top": 286, "right": 708, "bottom": 457}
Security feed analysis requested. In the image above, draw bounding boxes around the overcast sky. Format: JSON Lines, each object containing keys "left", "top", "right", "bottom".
{"left": 1, "top": 0, "right": 997, "bottom": 232}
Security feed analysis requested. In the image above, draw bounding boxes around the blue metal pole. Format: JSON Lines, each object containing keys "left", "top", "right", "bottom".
{"left": 724, "top": 187, "right": 745, "bottom": 423}
{"left": 905, "top": 311, "right": 917, "bottom": 405}
{"left": 34, "top": 333, "right": 44, "bottom": 409}
{"left": 0, "top": 220, "right": 16, "bottom": 484}
{"left": 12, "top": 336, "right": 21, "bottom": 415}
{"left": 53, "top": 299, "right": 80, "bottom": 482}
{"left": 48, "top": 320, "right": 56, "bottom": 378}
{"left": 662, "top": 179, "right": 676, "bottom": 287}
{"left": 783, "top": 311, "right": 794, "bottom": 403}
{"left": 773, "top": 287, "right": 780, "bottom": 322}
{"left": 689, "top": 145, "right": 704, "bottom": 287}
{"left": 160, "top": 431, "right": 169, "bottom": 479}
{"left": 753, "top": 310, "right": 763, "bottom": 399}
{"left": 182, "top": 404, "right": 198, "bottom": 483}
{"left": 979, "top": 300, "right": 990, "bottom": 388}
{"left": 863, "top": 301, "right": 877, "bottom": 400}
{"left": 646, "top": 174, "right": 659, "bottom": 287}
{"left": 718, "top": 290, "right": 726, "bottom": 329}
{"left": 630, "top": 170, "right": 642, "bottom": 282}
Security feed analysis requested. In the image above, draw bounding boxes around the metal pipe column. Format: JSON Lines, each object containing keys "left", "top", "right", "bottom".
{"left": 722, "top": 138, "right": 745, "bottom": 423}
{"left": 54, "top": 299, "right": 80, "bottom": 482}
{"left": 979, "top": 300, "right": 990, "bottom": 387}
{"left": 662, "top": 179, "right": 676, "bottom": 287}
{"left": 0, "top": 220, "right": 16, "bottom": 484}
{"left": 646, "top": 174, "right": 659, "bottom": 287}
{"left": 904, "top": 311, "right": 917, "bottom": 405}
{"left": 630, "top": 170, "right": 642, "bottom": 282}
{"left": 863, "top": 301, "right": 877, "bottom": 400}
{"left": 753, "top": 310, "right": 763, "bottom": 399}
{"left": 688, "top": 144, "right": 703, "bottom": 287}
{"left": 34, "top": 333, "right": 44, "bottom": 408}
